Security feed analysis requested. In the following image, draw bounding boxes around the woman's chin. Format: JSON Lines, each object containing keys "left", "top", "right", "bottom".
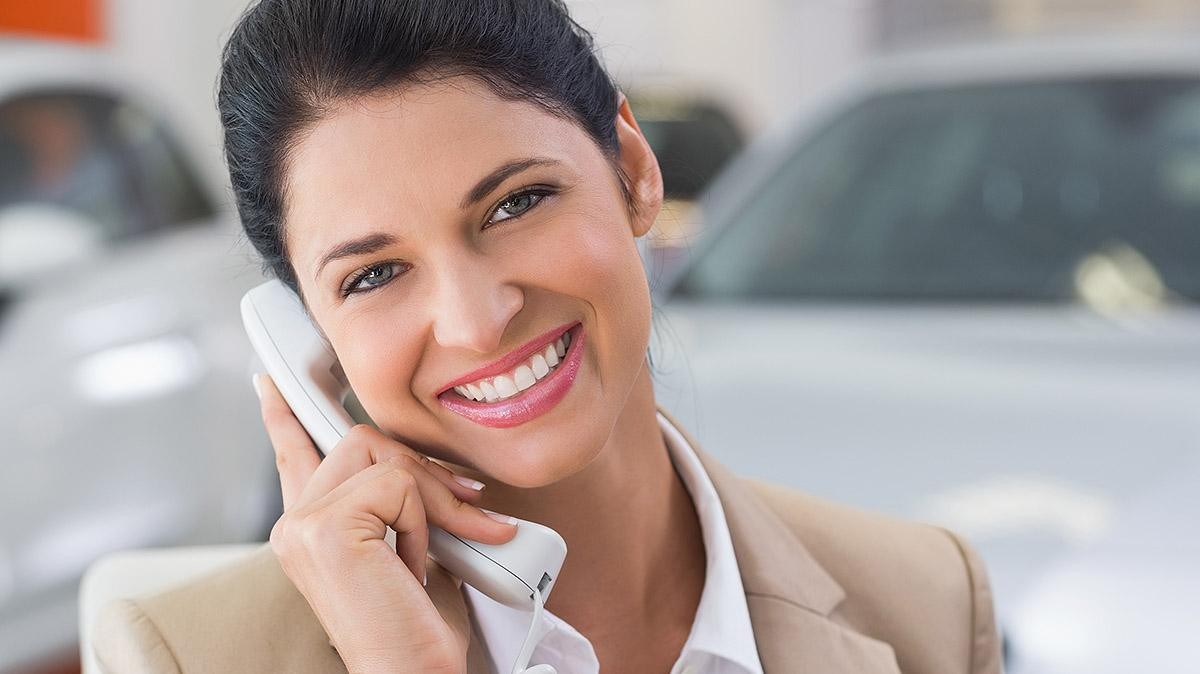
{"left": 440, "top": 389, "right": 609, "bottom": 488}
{"left": 478, "top": 443, "right": 598, "bottom": 489}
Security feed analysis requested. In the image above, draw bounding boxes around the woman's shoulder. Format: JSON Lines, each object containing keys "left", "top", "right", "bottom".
{"left": 739, "top": 477, "right": 1003, "bottom": 674}
{"left": 744, "top": 477, "right": 986, "bottom": 586}
{"left": 92, "top": 545, "right": 347, "bottom": 674}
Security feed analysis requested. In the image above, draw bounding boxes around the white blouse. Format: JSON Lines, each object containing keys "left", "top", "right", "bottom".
{"left": 462, "top": 411, "right": 764, "bottom": 674}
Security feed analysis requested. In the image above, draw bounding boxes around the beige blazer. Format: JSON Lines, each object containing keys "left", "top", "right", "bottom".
{"left": 93, "top": 407, "right": 1003, "bottom": 673}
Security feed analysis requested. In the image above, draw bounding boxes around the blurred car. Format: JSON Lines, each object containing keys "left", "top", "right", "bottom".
{"left": 630, "top": 91, "right": 745, "bottom": 203}
{"left": 648, "top": 33, "right": 1200, "bottom": 674}
{"left": 627, "top": 91, "right": 746, "bottom": 279}
{"left": 0, "top": 40, "right": 275, "bottom": 672}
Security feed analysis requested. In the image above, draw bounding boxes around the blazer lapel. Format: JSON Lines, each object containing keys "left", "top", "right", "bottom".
{"left": 657, "top": 406, "right": 901, "bottom": 674}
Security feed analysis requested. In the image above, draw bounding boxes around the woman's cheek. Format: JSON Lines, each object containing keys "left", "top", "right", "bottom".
{"left": 333, "top": 305, "right": 422, "bottom": 421}
{"left": 541, "top": 208, "right": 631, "bottom": 282}
{"left": 551, "top": 209, "right": 653, "bottom": 368}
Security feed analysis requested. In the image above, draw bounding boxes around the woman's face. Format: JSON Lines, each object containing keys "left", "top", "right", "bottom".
{"left": 282, "top": 76, "right": 661, "bottom": 488}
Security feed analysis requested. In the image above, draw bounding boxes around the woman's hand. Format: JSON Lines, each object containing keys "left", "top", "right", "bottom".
{"left": 255, "top": 374, "right": 517, "bottom": 673}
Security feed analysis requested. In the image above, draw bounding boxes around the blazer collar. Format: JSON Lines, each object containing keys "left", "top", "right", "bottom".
{"left": 656, "top": 405, "right": 901, "bottom": 674}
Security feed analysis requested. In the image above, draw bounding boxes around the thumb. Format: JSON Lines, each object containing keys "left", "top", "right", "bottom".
{"left": 425, "top": 557, "right": 471, "bottom": 653}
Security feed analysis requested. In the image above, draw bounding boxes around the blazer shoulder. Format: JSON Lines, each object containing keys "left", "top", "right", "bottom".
{"left": 91, "top": 545, "right": 347, "bottom": 674}
{"left": 744, "top": 478, "right": 1004, "bottom": 674}
{"left": 93, "top": 598, "right": 182, "bottom": 674}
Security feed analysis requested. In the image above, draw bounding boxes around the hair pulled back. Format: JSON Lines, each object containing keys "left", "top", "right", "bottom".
{"left": 218, "top": 0, "right": 623, "bottom": 291}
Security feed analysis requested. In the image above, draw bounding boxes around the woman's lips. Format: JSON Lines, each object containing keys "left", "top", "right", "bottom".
{"left": 438, "top": 322, "right": 575, "bottom": 394}
{"left": 437, "top": 324, "right": 583, "bottom": 428}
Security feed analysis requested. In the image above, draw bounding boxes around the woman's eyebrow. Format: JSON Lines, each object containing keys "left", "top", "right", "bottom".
{"left": 315, "top": 231, "right": 398, "bottom": 280}
{"left": 314, "top": 158, "right": 559, "bottom": 281}
{"left": 459, "top": 157, "right": 561, "bottom": 209}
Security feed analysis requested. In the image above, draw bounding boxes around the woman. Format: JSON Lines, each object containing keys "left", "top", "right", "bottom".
{"left": 93, "top": 1, "right": 1002, "bottom": 672}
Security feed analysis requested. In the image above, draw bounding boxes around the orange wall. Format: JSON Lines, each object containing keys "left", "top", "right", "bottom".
{"left": 0, "top": 0, "right": 104, "bottom": 43}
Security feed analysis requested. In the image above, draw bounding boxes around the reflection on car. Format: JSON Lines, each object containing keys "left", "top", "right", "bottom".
{"left": 0, "top": 40, "right": 275, "bottom": 673}
{"left": 650, "top": 33, "right": 1200, "bottom": 674}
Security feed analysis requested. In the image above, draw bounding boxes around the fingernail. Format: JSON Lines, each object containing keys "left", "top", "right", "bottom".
{"left": 453, "top": 475, "right": 485, "bottom": 491}
{"left": 483, "top": 509, "right": 518, "bottom": 526}
{"left": 422, "top": 571, "right": 428, "bottom": 587}
{"left": 251, "top": 373, "right": 262, "bottom": 400}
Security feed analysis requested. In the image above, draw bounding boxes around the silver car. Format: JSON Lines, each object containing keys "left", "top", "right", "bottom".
{"left": 649, "top": 34, "right": 1200, "bottom": 674}
{"left": 0, "top": 41, "right": 275, "bottom": 672}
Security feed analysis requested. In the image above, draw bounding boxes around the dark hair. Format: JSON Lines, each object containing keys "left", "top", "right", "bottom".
{"left": 217, "top": 0, "right": 629, "bottom": 293}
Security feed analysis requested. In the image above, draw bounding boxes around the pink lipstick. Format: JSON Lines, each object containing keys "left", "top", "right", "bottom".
{"left": 437, "top": 324, "right": 583, "bottom": 428}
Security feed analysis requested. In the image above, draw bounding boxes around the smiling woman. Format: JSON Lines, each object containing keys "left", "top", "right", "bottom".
{"left": 277, "top": 74, "right": 659, "bottom": 488}
{"left": 90, "top": 1, "right": 1003, "bottom": 673}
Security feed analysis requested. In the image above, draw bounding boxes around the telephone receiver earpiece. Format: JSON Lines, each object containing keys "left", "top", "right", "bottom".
{"left": 241, "top": 280, "right": 564, "bottom": 674}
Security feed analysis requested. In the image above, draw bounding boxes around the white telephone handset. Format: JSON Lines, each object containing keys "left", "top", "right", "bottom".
{"left": 241, "top": 279, "right": 563, "bottom": 674}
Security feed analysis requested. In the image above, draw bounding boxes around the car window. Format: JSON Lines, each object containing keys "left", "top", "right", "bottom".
{"left": 0, "top": 89, "right": 214, "bottom": 243}
{"left": 633, "top": 97, "right": 744, "bottom": 200}
{"left": 677, "top": 77, "right": 1200, "bottom": 302}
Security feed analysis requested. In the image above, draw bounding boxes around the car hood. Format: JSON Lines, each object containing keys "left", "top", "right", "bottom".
{"left": 0, "top": 220, "right": 266, "bottom": 604}
{"left": 1004, "top": 449, "right": 1200, "bottom": 674}
{"left": 652, "top": 301, "right": 1200, "bottom": 623}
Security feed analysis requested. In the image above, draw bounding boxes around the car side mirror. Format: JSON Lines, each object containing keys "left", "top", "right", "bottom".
{"left": 0, "top": 203, "right": 103, "bottom": 290}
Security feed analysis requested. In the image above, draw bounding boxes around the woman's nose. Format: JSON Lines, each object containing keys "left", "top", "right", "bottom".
{"left": 429, "top": 260, "right": 524, "bottom": 354}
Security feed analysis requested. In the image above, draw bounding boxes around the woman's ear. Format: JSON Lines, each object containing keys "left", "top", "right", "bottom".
{"left": 613, "top": 92, "right": 663, "bottom": 238}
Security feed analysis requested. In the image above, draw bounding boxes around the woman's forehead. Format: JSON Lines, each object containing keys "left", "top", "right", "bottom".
{"left": 282, "top": 77, "right": 595, "bottom": 255}
{"left": 288, "top": 77, "right": 581, "bottom": 188}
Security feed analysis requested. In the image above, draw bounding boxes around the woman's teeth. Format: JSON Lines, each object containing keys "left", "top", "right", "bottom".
{"left": 452, "top": 331, "right": 571, "bottom": 403}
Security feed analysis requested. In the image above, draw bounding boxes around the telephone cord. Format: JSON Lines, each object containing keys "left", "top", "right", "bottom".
{"left": 511, "top": 587, "right": 555, "bottom": 674}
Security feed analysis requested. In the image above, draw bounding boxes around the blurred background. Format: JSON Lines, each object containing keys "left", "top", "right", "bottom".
{"left": 2, "top": 0, "right": 1198, "bottom": 672}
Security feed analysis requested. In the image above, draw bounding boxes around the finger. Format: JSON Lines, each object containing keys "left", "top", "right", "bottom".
{"left": 256, "top": 373, "right": 322, "bottom": 510}
{"left": 300, "top": 424, "right": 486, "bottom": 504}
{"left": 425, "top": 558, "right": 471, "bottom": 653}
{"left": 317, "top": 459, "right": 431, "bottom": 582}
{"left": 438, "top": 464, "right": 487, "bottom": 504}
{"left": 386, "top": 454, "right": 518, "bottom": 547}
{"left": 418, "top": 454, "right": 486, "bottom": 504}
{"left": 317, "top": 452, "right": 517, "bottom": 548}
{"left": 393, "top": 487, "right": 429, "bottom": 584}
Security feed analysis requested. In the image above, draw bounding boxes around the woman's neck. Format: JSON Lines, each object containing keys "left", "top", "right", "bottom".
{"left": 478, "top": 365, "right": 707, "bottom": 662}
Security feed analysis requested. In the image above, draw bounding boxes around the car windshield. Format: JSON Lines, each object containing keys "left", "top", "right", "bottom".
{"left": 677, "top": 77, "right": 1200, "bottom": 302}
{"left": 0, "top": 90, "right": 214, "bottom": 240}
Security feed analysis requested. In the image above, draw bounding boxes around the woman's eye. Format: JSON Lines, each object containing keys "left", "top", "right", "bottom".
{"left": 488, "top": 189, "right": 549, "bottom": 226}
{"left": 343, "top": 262, "right": 403, "bottom": 296}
